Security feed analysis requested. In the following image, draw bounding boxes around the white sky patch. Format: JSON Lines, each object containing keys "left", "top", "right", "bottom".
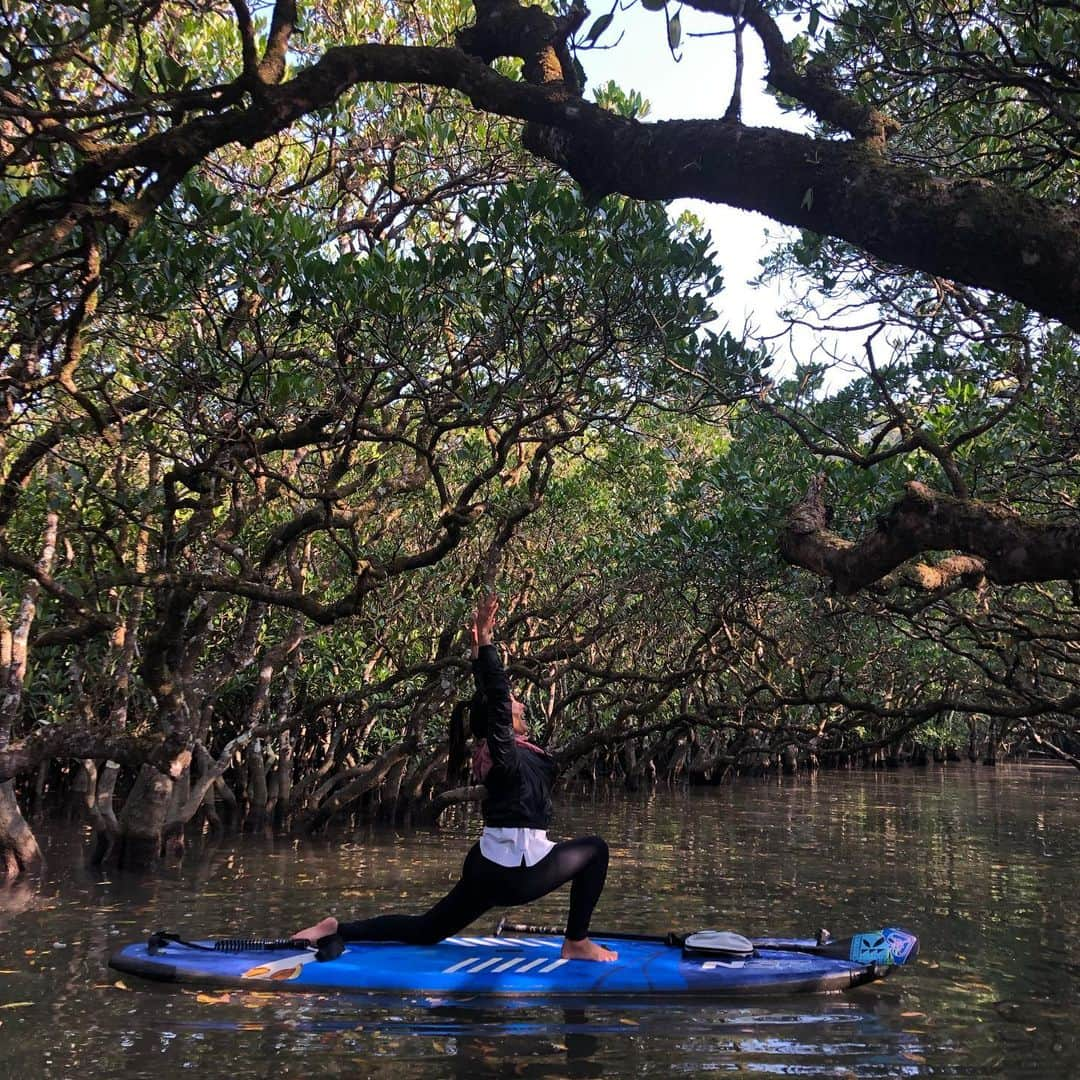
{"left": 583, "top": 5, "right": 871, "bottom": 382}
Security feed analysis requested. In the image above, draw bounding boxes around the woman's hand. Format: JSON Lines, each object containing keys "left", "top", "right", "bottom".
{"left": 470, "top": 595, "right": 498, "bottom": 657}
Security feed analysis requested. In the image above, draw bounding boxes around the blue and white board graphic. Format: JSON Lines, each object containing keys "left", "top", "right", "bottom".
{"left": 846, "top": 929, "right": 919, "bottom": 966}
{"left": 109, "top": 927, "right": 918, "bottom": 998}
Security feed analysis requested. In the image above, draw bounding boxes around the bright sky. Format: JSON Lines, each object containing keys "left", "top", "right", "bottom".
{"left": 581, "top": 5, "right": 833, "bottom": 369}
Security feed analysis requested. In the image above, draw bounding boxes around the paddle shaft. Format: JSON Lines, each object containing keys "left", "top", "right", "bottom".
{"left": 498, "top": 919, "right": 676, "bottom": 945}
{"left": 497, "top": 920, "right": 865, "bottom": 959}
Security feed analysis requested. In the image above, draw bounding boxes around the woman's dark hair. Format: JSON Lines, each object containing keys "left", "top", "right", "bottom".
{"left": 447, "top": 699, "right": 470, "bottom": 781}
{"left": 468, "top": 690, "right": 489, "bottom": 740}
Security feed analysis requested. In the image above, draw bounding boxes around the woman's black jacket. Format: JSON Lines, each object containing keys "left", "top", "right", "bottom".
{"left": 472, "top": 644, "right": 556, "bottom": 829}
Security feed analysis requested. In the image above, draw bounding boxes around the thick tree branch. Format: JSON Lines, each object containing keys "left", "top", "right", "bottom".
{"left": 0, "top": 729, "right": 160, "bottom": 783}
{"left": 229, "top": 0, "right": 259, "bottom": 81}
{"left": 781, "top": 474, "right": 1080, "bottom": 593}
{"left": 0, "top": 543, "right": 118, "bottom": 631}
{"left": 3, "top": 35, "right": 1078, "bottom": 326}
{"left": 0, "top": 390, "right": 154, "bottom": 530}
{"left": 257, "top": 0, "right": 297, "bottom": 86}
{"left": 1023, "top": 723, "right": 1080, "bottom": 771}
{"left": 424, "top": 783, "right": 486, "bottom": 824}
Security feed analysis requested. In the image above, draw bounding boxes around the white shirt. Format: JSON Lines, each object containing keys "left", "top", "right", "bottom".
{"left": 480, "top": 826, "right": 556, "bottom": 868}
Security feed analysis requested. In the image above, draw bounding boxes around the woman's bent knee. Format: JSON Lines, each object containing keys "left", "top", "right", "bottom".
{"left": 585, "top": 835, "right": 609, "bottom": 861}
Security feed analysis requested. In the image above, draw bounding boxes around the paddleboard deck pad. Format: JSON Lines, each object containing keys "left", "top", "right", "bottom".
{"left": 109, "top": 927, "right": 918, "bottom": 998}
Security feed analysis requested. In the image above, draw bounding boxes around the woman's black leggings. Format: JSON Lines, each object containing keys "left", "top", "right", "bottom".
{"left": 337, "top": 836, "right": 609, "bottom": 945}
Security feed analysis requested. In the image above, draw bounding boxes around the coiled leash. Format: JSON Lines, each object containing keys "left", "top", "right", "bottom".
{"left": 147, "top": 929, "right": 344, "bottom": 962}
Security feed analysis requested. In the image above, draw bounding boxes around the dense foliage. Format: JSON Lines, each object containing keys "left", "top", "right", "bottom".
{"left": 0, "top": 0, "right": 1075, "bottom": 874}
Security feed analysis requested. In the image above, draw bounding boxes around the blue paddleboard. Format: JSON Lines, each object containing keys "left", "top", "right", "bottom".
{"left": 109, "top": 927, "right": 917, "bottom": 998}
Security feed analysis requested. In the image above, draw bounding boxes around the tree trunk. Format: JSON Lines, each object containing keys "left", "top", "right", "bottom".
{"left": 273, "top": 731, "right": 293, "bottom": 831}
{"left": 270, "top": 646, "right": 301, "bottom": 832}
{"left": 376, "top": 757, "right": 408, "bottom": 823}
{"left": 302, "top": 742, "right": 414, "bottom": 833}
{"left": 242, "top": 741, "right": 269, "bottom": 833}
{"left": 0, "top": 781, "right": 41, "bottom": 879}
{"left": 214, "top": 776, "right": 238, "bottom": 831}
{"left": 113, "top": 752, "right": 191, "bottom": 869}
{"left": 620, "top": 742, "right": 640, "bottom": 791}
{"left": 0, "top": 495, "right": 58, "bottom": 880}
{"left": 88, "top": 761, "right": 121, "bottom": 865}
{"left": 30, "top": 759, "right": 48, "bottom": 815}
{"left": 69, "top": 758, "right": 92, "bottom": 822}
{"left": 163, "top": 761, "right": 192, "bottom": 856}
{"left": 398, "top": 748, "right": 448, "bottom": 825}
{"left": 192, "top": 744, "right": 222, "bottom": 834}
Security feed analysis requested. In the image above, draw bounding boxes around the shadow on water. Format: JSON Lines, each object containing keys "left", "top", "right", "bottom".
{"left": 0, "top": 764, "right": 1076, "bottom": 1077}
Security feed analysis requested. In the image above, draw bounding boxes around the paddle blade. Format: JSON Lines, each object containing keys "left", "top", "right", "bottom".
{"left": 682, "top": 930, "right": 755, "bottom": 958}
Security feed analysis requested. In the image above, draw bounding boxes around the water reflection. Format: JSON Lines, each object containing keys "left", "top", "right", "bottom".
{"left": 0, "top": 764, "right": 1076, "bottom": 1077}
{"left": 114, "top": 993, "right": 930, "bottom": 1078}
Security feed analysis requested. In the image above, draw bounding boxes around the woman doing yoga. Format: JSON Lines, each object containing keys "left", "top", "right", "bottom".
{"left": 295, "top": 596, "right": 617, "bottom": 962}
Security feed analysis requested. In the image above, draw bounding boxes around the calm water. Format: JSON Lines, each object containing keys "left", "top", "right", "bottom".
{"left": 0, "top": 765, "right": 1076, "bottom": 1078}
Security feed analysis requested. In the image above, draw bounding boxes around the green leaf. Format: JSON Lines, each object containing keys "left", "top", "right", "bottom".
{"left": 667, "top": 11, "right": 682, "bottom": 50}
{"left": 586, "top": 13, "right": 614, "bottom": 42}
{"left": 641, "top": 0, "right": 666, "bottom": 11}
{"left": 155, "top": 55, "right": 189, "bottom": 89}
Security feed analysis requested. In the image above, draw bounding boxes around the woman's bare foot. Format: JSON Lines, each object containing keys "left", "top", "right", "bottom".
{"left": 293, "top": 915, "right": 338, "bottom": 943}
{"left": 561, "top": 937, "right": 618, "bottom": 962}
